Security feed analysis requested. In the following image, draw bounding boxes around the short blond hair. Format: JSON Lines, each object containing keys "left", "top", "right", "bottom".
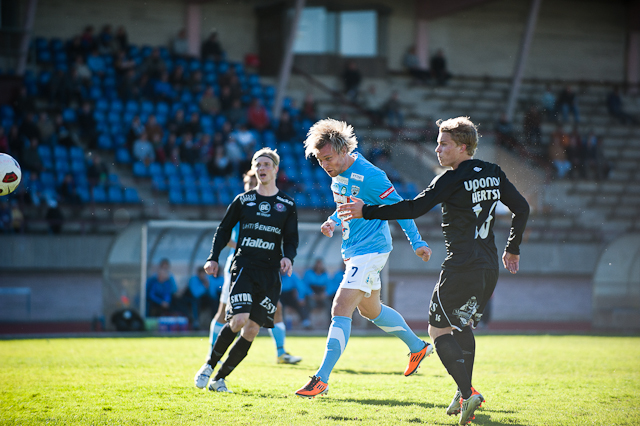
{"left": 243, "top": 169, "right": 256, "bottom": 183}
{"left": 304, "top": 118, "right": 358, "bottom": 158}
{"left": 436, "top": 116, "right": 479, "bottom": 156}
{"left": 252, "top": 147, "right": 280, "bottom": 168}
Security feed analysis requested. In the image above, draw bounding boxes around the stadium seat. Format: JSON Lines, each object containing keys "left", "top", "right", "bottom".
{"left": 40, "top": 172, "right": 55, "bottom": 190}
{"left": 76, "top": 185, "right": 90, "bottom": 203}
{"left": 71, "top": 159, "right": 86, "bottom": 174}
{"left": 179, "top": 162, "right": 193, "bottom": 177}
{"left": 107, "top": 111, "right": 121, "bottom": 125}
{"left": 163, "top": 162, "right": 178, "bottom": 176}
{"left": 168, "top": 188, "right": 184, "bottom": 204}
{"left": 185, "top": 188, "right": 200, "bottom": 204}
{"left": 92, "top": 186, "right": 107, "bottom": 203}
{"left": 125, "top": 100, "right": 139, "bottom": 114}
{"left": 168, "top": 179, "right": 182, "bottom": 193}
{"left": 152, "top": 175, "right": 167, "bottom": 192}
{"left": 62, "top": 108, "right": 77, "bottom": 123}
{"left": 124, "top": 187, "right": 141, "bottom": 203}
{"left": 54, "top": 159, "right": 70, "bottom": 174}
{"left": 110, "top": 99, "right": 124, "bottom": 113}
{"left": 88, "top": 86, "right": 103, "bottom": 100}
{"left": 70, "top": 146, "right": 84, "bottom": 161}
{"left": 115, "top": 148, "right": 132, "bottom": 164}
{"left": 132, "top": 161, "right": 149, "bottom": 177}
{"left": 200, "top": 189, "right": 216, "bottom": 205}
{"left": 148, "top": 162, "right": 163, "bottom": 177}
{"left": 194, "top": 162, "right": 208, "bottom": 179}
{"left": 37, "top": 145, "right": 52, "bottom": 161}
{"left": 216, "top": 188, "right": 231, "bottom": 206}
{"left": 294, "top": 193, "right": 309, "bottom": 208}
{"left": 263, "top": 130, "right": 276, "bottom": 148}
{"left": 108, "top": 173, "right": 120, "bottom": 185}
{"left": 141, "top": 100, "right": 154, "bottom": 115}
{"left": 108, "top": 186, "right": 124, "bottom": 203}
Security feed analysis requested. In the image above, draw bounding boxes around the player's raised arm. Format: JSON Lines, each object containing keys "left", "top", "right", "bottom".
{"left": 498, "top": 170, "right": 530, "bottom": 262}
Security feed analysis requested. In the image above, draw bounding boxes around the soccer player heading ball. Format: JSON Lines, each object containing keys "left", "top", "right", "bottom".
{"left": 296, "top": 118, "right": 434, "bottom": 399}
{"left": 338, "top": 116, "right": 530, "bottom": 425}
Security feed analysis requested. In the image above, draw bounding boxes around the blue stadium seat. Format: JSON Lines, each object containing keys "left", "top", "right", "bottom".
{"left": 71, "top": 159, "right": 86, "bottom": 174}
{"left": 194, "top": 163, "right": 208, "bottom": 179}
{"left": 62, "top": 108, "right": 77, "bottom": 123}
{"left": 40, "top": 172, "right": 56, "bottom": 190}
{"left": 294, "top": 193, "right": 309, "bottom": 208}
{"left": 103, "top": 76, "right": 117, "bottom": 89}
{"left": 113, "top": 133, "right": 127, "bottom": 148}
{"left": 132, "top": 161, "right": 149, "bottom": 177}
{"left": 37, "top": 145, "right": 52, "bottom": 161}
{"left": 203, "top": 61, "right": 216, "bottom": 73}
{"left": 168, "top": 179, "right": 182, "bottom": 193}
{"left": 141, "top": 100, "right": 154, "bottom": 115}
{"left": 180, "top": 91, "right": 193, "bottom": 104}
{"left": 111, "top": 99, "right": 124, "bottom": 113}
{"left": 108, "top": 173, "right": 120, "bottom": 185}
{"left": 248, "top": 74, "right": 260, "bottom": 86}
{"left": 163, "top": 162, "right": 178, "bottom": 176}
{"left": 182, "top": 175, "right": 197, "bottom": 189}
{"left": 107, "top": 111, "right": 121, "bottom": 125}
{"left": 125, "top": 100, "right": 139, "bottom": 114}
{"left": 217, "top": 62, "right": 229, "bottom": 74}
{"left": 88, "top": 86, "right": 103, "bottom": 100}
{"left": 115, "top": 148, "right": 131, "bottom": 164}
{"left": 263, "top": 130, "right": 276, "bottom": 148}
{"left": 196, "top": 177, "right": 212, "bottom": 192}
{"left": 200, "top": 114, "right": 214, "bottom": 130}
{"left": 200, "top": 189, "right": 216, "bottom": 205}
{"left": 184, "top": 188, "right": 200, "bottom": 205}
{"left": 216, "top": 188, "right": 231, "bottom": 205}
{"left": 124, "top": 187, "right": 141, "bottom": 203}
{"left": 156, "top": 102, "right": 170, "bottom": 116}
{"left": 76, "top": 185, "right": 90, "bottom": 203}
{"left": 74, "top": 172, "right": 88, "bottom": 187}
{"left": 188, "top": 59, "right": 201, "bottom": 72}
{"left": 54, "top": 159, "right": 69, "bottom": 173}
{"left": 152, "top": 175, "right": 167, "bottom": 192}
{"left": 108, "top": 186, "right": 124, "bottom": 203}
{"left": 204, "top": 73, "right": 216, "bottom": 85}
{"left": 179, "top": 162, "right": 193, "bottom": 177}
{"left": 93, "top": 110, "right": 106, "bottom": 123}
{"left": 148, "top": 162, "right": 163, "bottom": 177}
{"left": 69, "top": 147, "right": 84, "bottom": 161}
{"left": 92, "top": 186, "right": 107, "bottom": 203}
{"left": 168, "top": 188, "right": 184, "bottom": 204}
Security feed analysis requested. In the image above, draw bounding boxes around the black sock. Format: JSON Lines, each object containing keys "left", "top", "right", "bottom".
{"left": 215, "top": 336, "right": 253, "bottom": 380}
{"left": 453, "top": 326, "right": 476, "bottom": 383}
{"left": 207, "top": 324, "right": 237, "bottom": 366}
{"left": 435, "top": 334, "right": 472, "bottom": 399}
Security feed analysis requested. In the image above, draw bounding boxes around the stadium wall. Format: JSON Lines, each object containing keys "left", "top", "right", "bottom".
{"left": 30, "top": 0, "right": 627, "bottom": 81}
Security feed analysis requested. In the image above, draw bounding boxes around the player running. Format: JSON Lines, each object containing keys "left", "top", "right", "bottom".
{"left": 295, "top": 118, "right": 433, "bottom": 399}
{"left": 337, "top": 116, "right": 530, "bottom": 425}
{"left": 194, "top": 148, "right": 299, "bottom": 393}
{"left": 207, "top": 169, "right": 302, "bottom": 366}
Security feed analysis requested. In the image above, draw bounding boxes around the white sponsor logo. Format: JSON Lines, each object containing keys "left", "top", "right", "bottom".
{"left": 259, "top": 296, "right": 277, "bottom": 314}
{"left": 242, "top": 222, "right": 281, "bottom": 234}
{"left": 241, "top": 237, "right": 275, "bottom": 250}
{"left": 473, "top": 167, "right": 482, "bottom": 172}
{"left": 229, "top": 293, "right": 253, "bottom": 305}
{"left": 247, "top": 202, "right": 256, "bottom": 206}
{"left": 259, "top": 202, "right": 271, "bottom": 213}
{"left": 335, "top": 176, "right": 349, "bottom": 185}
{"left": 240, "top": 193, "right": 256, "bottom": 204}
{"left": 276, "top": 195, "right": 293, "bottom": 206}
{"left": 350, "top": 173, "right": 364, "bottom": 181}
{"left": 463, "top": 177, "right": 500, "bottom": 192}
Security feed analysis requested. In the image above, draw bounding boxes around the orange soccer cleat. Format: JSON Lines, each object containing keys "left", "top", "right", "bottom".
{"left": 295, "top": 375, "right": 329, "bottom": 398}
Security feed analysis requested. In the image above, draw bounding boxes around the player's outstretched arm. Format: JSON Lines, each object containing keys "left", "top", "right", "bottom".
{"left": 204, "top": 260, "right": 219, "bottom": 277}
{"left": 502, "top": 251, "right": 520, "bottom": 274}
{"left": 415, "top": 246, "right": 432, "bottom": 262}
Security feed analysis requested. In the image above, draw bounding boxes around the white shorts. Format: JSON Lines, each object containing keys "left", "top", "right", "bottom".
{"left": 340, "top": 252, "right": 390, "bottom": 298}
{"left": 220, "top": 257, "right": 233, "bottom": 305}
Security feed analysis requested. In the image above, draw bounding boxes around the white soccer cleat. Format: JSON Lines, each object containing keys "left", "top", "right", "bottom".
{"left": 459, "top": 387, "right": 484, "bottom": 425}
{"left": 447, "top": 389, "right": 462, "bottom": 416}
{"left": 194, "top": 363, "right": 214, "bottom": 389}
{"left": 209, "top": 378, "right": 233, "bottom": 393}
{"left": 278, "top": 352, "right": 302, "bottom": 364}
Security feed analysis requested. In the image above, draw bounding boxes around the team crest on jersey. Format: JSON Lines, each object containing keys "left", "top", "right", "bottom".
{"left": 350, "top": 173, "right": 364, "bottom": 182}
{"left": 350, "top": 185, "right": 360, "bottom": 196}
{"left": 259, "top": 202, "right": 271, "bottom": 213}
{"left": 275, "top": 202, "right": 286, "bottom": 212}
{"left": 340, "top": 186, "right": 347, "bottom": 195}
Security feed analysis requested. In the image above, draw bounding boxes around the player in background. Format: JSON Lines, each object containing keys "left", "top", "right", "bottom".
{"left": 295, "top": 118, "right": 433, "bottom": 399}
{"left": 208, "top": 169, "right": 302, "bottom": 365}
{"left": 337, "top": 116, "right": 530, "bottom": 425}
{"left": 194, "top": 148, "right": 299, "bottom": 393}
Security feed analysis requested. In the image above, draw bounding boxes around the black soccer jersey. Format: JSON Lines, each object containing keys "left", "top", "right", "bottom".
{"left": 362, "top": 159, "right": 529, "bottom": 271}
{"left": 207, "top": 190, "right": 298, "bottom": 270}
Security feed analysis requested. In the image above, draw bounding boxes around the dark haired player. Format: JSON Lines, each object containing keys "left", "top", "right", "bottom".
{"left": 194, "top": 147, "right": 299, "bottom": 393}
{"left": 338, "top": 116, "right": 530, "bottom": 425}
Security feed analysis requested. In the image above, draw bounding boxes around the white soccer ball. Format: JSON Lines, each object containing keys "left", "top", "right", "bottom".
{"left": 0, "top": 153, "right": 22, "bottom": 196}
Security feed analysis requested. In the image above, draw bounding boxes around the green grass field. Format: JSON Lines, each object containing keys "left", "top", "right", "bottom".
{"left": 1, "top": 334, "right": 639, "bottom": 425}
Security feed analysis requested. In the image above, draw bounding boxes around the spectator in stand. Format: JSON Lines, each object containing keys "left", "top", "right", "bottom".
{"left": 495, "top": 113, "right": 518, "bottom": 150}
{"left": 276, "top": 111, "right": 296, "bottom": 142}
{"left": 22, "top": 138, "right": 44, "bottom": 173}
{"left": 170, "top": 64, "right": 187, "bottom": 92}
{"left": 7, "top": 125, "right": 22, "bottom": 159}
{"left": 209, "top": 145, "right": 232, "bottom": 177}
{"left": 86, "top": 49, "right": 106, "bottom": 76}
{"left": 153, "top": 72, "right": 176, "bottom": 102}
{"left": 142, "top": 47, "right": 167, "bottom": 80}
{"left": 98, "top": 24, "right": 116, "bottom": 54}
{"left": 301, "top": 93, "right": 318, "bottom": 122}
{"left": 549, "top": 124, "right": 571, "bottom": 179}
{"left": 247, "top": 98, "right": 270, "bottom": 131}
{"left": 303, "top": 258, "right": 331, "bottom": 314}
{"left": 66, "top": 35, "right": 84, "bottom": 60}
{"left": 45, "top": 198, "right": 64, "bottom": 234}
{"left": 280, "top": 271, "right": 312, "bottom": 329}
{"left": 167, "top": 109, "right": 186, "bottom": 136}
{"left": 183, "top": 112, "right": 202, "bottom": 136}
{"left": 13, "top": 85, "right": 37, "bottom": 118}
{"left": 201, "top": 31, "right": 224, "bottom": 61}
{"left": 606, "top": 86, "right": 638, "bottom": 124}
{"left": 430, "top": 49, "right": 451, "bottom": 86}
{"left": 48, "top": 69, "right": 68, "bottom": 106}
{"left": 19, "top": 112, "right": 41, "bottom": 142}
{"left": 403, "top": 45, "right": 430, "bottom": 85}
{"left": 276, "top": 169, "right": 294, "bottom": 193}
{"left": 25, "top": 172, "right": 43, "bottom": 206}
{"left": 0, "top": 127, "right": 8, "bottom": 153}
{"left": 556, "top": 85, "right": 580, "bottom": 123}
{"left": 232, "top": 123, "right": 256, "bottom": 156}
{"left": 127, "top": 115, "right": 146, "bottom": 148}
{"left": 10, "top": 200, "right": 24, "bottom": 233}
{"left": 133, "top": 131, "right": 155, "bottom": 165}
{"left": 118, "top": 69, "right": 137, "bottom": 101}
{"left": 541, "top": 84, "right": 556, "bottom": 121}
{"left": 523, "top": 105, "right": 542, "bottom": 149}
{"left": 180, "top": 132, "right": 200, "bottom": 165}
{"left": 73, "top": 56, "right": 92, "bottom": 84}
{"left": 227, "top": 74, "right": 244, "bottom": 100}
{"left": 77, "top": 102, "right": 97, "bottom": 148}
{"left": 199, "top": 86, "right": 220, "bottom": 115}
{"left": 114, "top": 50, "right": 136, "bottom": 77}
{"left": 164, "top": 133, "right": 181, "bottom": 164}
{"left": 189, "top": 70, "right": 205, "bottom": 95}
{"left": 37, "top": 112, "right": 55, "bottom": 145}
{"left": 342, "top": 60, "right": 362, "bottom": 101}
{"left": 87, "top": 154, "right": 108, "bottom": 187}
{"left": 151, "top": 133, "right": 166, "bottom": 164}
{"left": 80, "top": 25, "right": 97, "bottom": 54}
{"left": 198, "top": 133, "right": 215, "bottom": 163}
{"left": 584, "top": 129, "right": 608, "bottom": 180}
{"left": 146, "top": 258, "right": 179, "bottom": 317}
{"left": 227, "top": 99, "right": 247, "bottom": 127}
{"left": 58, "top": 173, "right": 82, "bottom": 205}
{"left": 115, "top": 26, "right": 128, "bottom": 52}
{"left": 384, "top": 90, "right": 404, "bottom": 129}
{"left": 225, "top": 136, "right": 247, "bottom": 176}
{"left": 172, "top": 28, "right": 189, "bottom": 57}
{"left": 567, "top": 126, "right": 585, "bottom": 179}
{"left": 219, "top": 85, "right": 235, "bottom": 113}
{"left": 145, "top": 115, "right": 164, "bottom": 142}
{"left": 53, "top": 114, "right": 74, "bottom": 147}
{"left": 185, "top": 268, "right": 223, "bottom": 330}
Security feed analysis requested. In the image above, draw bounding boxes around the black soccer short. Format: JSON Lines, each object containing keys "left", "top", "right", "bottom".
{"left": 428, "top": 268, "right": 498, "bottom": 330}
{"left": 225, "top": 265, "right": 281, "bottom": 328}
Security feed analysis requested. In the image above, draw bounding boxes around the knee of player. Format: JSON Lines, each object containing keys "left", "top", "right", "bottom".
{"left": 229, "top": 314, "right": 249, "bottom": 332}
{"left": 242, "top": 321, "right": 261, "bottom": 338}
